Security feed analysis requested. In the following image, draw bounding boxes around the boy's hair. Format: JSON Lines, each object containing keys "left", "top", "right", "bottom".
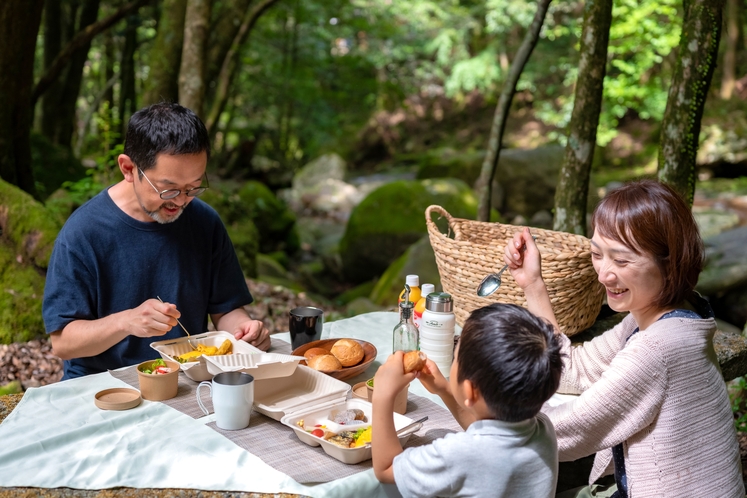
{"left": 123, "top": 102, "right": 211, "bottom": 172}
{"left": 457, "top": 303, "right": 563, "bottom": 422}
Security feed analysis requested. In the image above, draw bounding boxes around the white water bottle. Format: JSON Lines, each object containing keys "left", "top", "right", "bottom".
{"left": 419, "top": 292, "right": 455, "bottom": 376}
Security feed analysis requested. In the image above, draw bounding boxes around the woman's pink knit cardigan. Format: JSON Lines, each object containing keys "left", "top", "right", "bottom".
{"left": 544, "top": 313, "right": 744, "bottom": 497}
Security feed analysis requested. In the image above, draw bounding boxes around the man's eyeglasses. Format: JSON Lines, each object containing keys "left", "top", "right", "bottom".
{"left": 138, "top": 167, "right": 209, "bottom": 200}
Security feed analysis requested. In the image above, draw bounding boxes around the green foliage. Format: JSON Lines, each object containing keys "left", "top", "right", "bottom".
{"left": 730, "top": 376, "right": 747, "bottom": 433}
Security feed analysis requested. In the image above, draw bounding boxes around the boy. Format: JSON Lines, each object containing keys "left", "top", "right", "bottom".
{"left": 372, "top": 303, "right": 564, "bottom": 497}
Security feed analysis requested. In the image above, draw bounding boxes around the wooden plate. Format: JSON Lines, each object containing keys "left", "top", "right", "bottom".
{"left": 292, "top": 339, "right": 377, "bottom": 381}
{"left": 94, "top": 388, "right": 142, "bottom": 411}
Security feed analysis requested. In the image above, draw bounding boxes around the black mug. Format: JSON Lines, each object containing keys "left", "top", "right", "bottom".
{"left": 289, "top": 307, "right": 324, "bottom": 350}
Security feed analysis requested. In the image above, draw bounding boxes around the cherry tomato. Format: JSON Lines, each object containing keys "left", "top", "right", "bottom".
{"left": 311, "top": 429, "right": 324, "bottom": 438}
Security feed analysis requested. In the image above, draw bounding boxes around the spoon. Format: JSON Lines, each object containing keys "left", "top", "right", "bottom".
{"left": 157, "top": 296, "right": 198, "bottom": 350}
{"left": 476, "top": 237, "right": 535, "bottom": 297}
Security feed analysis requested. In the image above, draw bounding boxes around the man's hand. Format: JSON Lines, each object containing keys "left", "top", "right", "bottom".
{"left": 127, "top": 299, "right": 180, "bottom": 338}
{"left": 233, "top": 319, "right": 271, "bottom": 351}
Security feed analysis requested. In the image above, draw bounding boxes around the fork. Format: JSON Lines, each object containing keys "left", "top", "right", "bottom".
{"left": 157, "top": 296, "right": 198, "bottom": 350}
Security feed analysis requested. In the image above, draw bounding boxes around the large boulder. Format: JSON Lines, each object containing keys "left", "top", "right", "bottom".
{"left": 339, "top": 178, "right": 480, "bottom": 283}
{"left": 416, "top": 146, "right": 599, "bottom": 219}
{"left": 0, "top": 179, "right": 61, "bottom": 343}
{"left": 292, "top": 153, "right": 346, "bottom": 191}
{"left": 697, "top": 225, "right": 747, "bottom": 295}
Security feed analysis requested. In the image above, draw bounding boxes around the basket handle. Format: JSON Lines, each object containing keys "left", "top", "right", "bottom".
{"left": 425, "top": 205, "right": 462, "bottom": 240}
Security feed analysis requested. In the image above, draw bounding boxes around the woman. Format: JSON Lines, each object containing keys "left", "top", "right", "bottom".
{"left": 504, "top": 180, "right": 743, "bottom": 497}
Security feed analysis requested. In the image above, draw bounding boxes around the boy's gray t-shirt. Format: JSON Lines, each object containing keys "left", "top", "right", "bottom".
{"left": 392, "top": 413, "right": 558, "bottom": 498}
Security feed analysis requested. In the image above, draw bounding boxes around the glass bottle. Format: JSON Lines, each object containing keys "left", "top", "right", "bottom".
{"left": 393, "top": 285, "right": 419, "bottom": 352}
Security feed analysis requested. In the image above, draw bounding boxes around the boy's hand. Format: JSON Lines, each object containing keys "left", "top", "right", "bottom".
{"left": 418, "top": 359, "right": 451, "bottom": 397}
{"left": 373, "top": 351, "right": 417, "bottom": 402}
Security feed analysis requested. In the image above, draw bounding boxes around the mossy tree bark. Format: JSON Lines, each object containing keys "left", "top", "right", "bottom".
{"left": 142, "top": 0, "right": 188, "bottom": 106}
{"left": 476, "top": 0, "right": 552, "bottom": 222}
{"left": 658, "top": 0, "right": 725, "bottom": 206}
{"left": 0, "top": 0, "right": 44, "bottom": 199}
{"left": 179, "top": 0, "right": 212, "bottom": 118}
{"left": 553, "top": 0, "right": 613, "bottom": 236}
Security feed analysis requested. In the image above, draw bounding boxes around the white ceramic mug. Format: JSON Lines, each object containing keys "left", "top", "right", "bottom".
{"left": 196, "top": 372, "right": 254, "bottom": 430}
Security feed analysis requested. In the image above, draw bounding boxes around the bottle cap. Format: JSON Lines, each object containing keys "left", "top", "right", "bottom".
{"left": 421, "top": 283, "right": 435, "bottom": 296}
{"left": 425, "top": 292, "right": 453, "bottom": 312}
{"left": 405, "top": 275, "right": 420, "bottom": 287}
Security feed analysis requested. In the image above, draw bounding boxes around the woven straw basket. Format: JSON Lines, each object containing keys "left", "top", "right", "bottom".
{"left": 425, "top": 205, "right": 604, "bottom": 337}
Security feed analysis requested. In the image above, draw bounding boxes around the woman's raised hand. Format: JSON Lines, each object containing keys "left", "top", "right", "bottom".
{"left": 504, "top": 227, "right": 543, "bottom": 291}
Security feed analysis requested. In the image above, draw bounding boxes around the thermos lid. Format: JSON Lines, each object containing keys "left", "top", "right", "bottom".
{"left": 425, "top": 292, "right": 453, "bottom": 312}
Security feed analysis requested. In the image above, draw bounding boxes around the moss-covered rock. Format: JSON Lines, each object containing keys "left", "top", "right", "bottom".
{"left": 30, "top": 132, "right": 87, "bottom": 200}
{"left": 0, "top": 179, "right": 62, "bottom": 343}
{"left": 369, "top": 236, "right": 441, "bottom": 307}
{"left": 236, "top": 181, "right": 300, "bottom": 254}
{"left": 224, "top": 219, "right": 259, "bottom": 278}
{"left": 339, "top": 178, "right": 479, "bottom": 283}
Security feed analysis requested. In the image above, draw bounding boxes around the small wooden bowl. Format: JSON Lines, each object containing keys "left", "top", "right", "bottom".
{"left": 292, "top": 338, "right": 377, "bottom": 381}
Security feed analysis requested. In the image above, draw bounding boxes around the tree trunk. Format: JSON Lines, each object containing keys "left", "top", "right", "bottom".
{"left": 719, "top": 0, "right": 739, "bottom": 99}
{"left": 40, "top": 0, "right": 63, "bottom": 141}
{"left": 119, "top": 13, "right": 138, "bottom": 133}
{"left": 56, "top": 0, "right": 101, "bottom": 148}
{"left": 204, "top": 0, "right": 281, "bottom": 132}
{"left": 179, "top": 0, "right": 211, "bottom": 117}
{"left": 142, "top": 0, "right": 187, "bottom": 106}
{"left": 31, "top": 0, "right": 149, "bottom": 108}
{"left": 475, "top": 0, "right": 552, "bottom": 222}
{"left": 658, "top": 0, "right": 725, "bottom": 205}
{"left": 553, "top": 0, "right": 613, "bottom": 236}
{"left": 0, "top": 0, "right": 44, "bottom": 198}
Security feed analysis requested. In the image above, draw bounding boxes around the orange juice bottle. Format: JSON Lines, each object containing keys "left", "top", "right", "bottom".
{"left": 398, "top": 275, "right": 421, "bottom": 317}
{"left": 413, "top": 283, "right": 434, "bottom": 329}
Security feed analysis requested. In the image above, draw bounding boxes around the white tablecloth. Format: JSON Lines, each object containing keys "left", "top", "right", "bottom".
{"left": 0, "top": 311, "right": 572, "bottom": 496}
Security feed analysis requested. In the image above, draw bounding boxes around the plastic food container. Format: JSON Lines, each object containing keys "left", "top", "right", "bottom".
{"left": 150, "top": 331, "right": 262, "bottom": 381}
{"left": 203, "top": 353, "right": 306, "bottom": 380}
{"left": 253, "top": 364, "right": 351, "bottom": 421}
{"left": 280, "top": 397, "right": 417, "bottom": 464}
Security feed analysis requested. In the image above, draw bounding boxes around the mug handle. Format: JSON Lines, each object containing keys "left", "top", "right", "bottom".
{"left": 196, "top": 381, "right": 212, "bottom": 416}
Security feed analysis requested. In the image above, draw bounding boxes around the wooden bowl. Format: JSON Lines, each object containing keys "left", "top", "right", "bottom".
{"left": 292, "top": 338, "right": 377, "bottom": 381}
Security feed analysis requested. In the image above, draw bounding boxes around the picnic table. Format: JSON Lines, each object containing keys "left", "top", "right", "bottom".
{"left": 0, "top": 312, "right": 486, "bottom": 498}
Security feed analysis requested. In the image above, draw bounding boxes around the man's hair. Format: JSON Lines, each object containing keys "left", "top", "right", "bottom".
{"left": 457, "top": 303, "right": 563, "bottom": 422}
{"left": 591, "top": 179, "right": 704, "bottom": 310}
{"left": 123, "top": 102, "right": 210, "bottom": 171}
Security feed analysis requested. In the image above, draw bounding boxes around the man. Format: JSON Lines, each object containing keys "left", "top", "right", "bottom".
{"left": 43, "top": 102, "right": 270, "bottom": 380}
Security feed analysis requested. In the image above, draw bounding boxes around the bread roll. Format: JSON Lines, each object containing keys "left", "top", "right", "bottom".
{"left": 330, "top": 339, "right": 364, "bottom": 367}
{"left": 303, "top": 347, "right": 330, "bottom": 361}
{"left": 307, "top": 354, "right": 342, "bottom": 371}
{"left": 403, "top": 351, "right": 427, "bottom": 373}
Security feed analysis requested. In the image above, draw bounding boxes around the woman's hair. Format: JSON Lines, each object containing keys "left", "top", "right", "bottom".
{"left": 591, "top": 179, "right": 704, "bottom": 309}
{"left": 123, "top": 102, "right": 211, "bottom": 171}
{"left": 457, "top": 303, "right": 563, "bottom": 422}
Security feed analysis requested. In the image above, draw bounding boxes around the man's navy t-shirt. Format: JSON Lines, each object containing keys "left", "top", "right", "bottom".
{"left": 42, "top": 189, "right": 253, "bottom": 380}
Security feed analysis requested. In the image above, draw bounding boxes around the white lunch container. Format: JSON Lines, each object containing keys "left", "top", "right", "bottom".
{"left": 203, "top": 353, "right": 306, "bottom": 380}
{"left": 279, "top": 396, "right": 417, "bottom": 465}
{"left": 150, "top": 331, "right": 262, "bottom": 381}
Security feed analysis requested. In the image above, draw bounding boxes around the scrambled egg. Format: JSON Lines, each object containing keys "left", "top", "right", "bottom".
{"left": 175, "top": 339, "right": 233, "bottom": 363}
{"left": 353, "top": 426, "right": 372, "bottom": 447}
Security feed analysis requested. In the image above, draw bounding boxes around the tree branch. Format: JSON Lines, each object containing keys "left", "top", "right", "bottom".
{"left": 31, "top": 0, "right": 150, "bottom": 107}
{"left": 205, "top": 0, "right": 281, "bottom": 132}
{"left": 475, "top": 0, "right": 552, "bottom": 222}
